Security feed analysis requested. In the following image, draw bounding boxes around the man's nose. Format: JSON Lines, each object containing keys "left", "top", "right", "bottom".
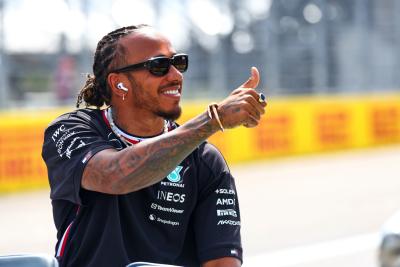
{"left": 166, "top": 65, "right": 184, "bottom": 81}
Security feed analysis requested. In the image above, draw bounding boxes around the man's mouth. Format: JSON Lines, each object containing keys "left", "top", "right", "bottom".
{"left": 160, "top": 84, "right": 182, "bottom": 97}
{"left": 163, "top": 89, "right": 180, "bottom": 96}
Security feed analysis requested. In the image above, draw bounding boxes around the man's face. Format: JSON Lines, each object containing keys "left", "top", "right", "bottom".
{"left": 119, "top": 29, "right": 184, "bottom": 121}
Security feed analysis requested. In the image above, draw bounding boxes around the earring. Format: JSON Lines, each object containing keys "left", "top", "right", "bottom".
{"left": 122, "top": 94, "right": 125, "bottom": 101}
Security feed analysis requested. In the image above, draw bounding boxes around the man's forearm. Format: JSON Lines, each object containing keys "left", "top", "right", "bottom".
{"left": 82, "top": 111, "right": 218, "bottom": 194}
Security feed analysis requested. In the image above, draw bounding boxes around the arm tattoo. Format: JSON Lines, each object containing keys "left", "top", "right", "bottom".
{"left": 82, "top": 112, "right": 219, "bottom": 194}
{"left": 233, "top": 107, "right": 241, "bottom": 113}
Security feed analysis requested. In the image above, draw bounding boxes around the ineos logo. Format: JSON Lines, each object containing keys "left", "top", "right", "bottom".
{"left": 157, "top": 190, "right": 185, "bottom": 203}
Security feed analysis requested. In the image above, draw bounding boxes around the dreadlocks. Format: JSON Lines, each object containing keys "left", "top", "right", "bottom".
{"left": 76, "top": 24, "right": 149, "bottom": 108}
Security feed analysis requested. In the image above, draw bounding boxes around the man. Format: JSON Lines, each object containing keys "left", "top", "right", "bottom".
{"left": 42, "top": 24, "right": 266, "bottom": 267}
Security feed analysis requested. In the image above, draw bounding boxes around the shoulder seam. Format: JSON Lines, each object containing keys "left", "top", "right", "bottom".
{"left": 198, "top": 142, "right": 230, "bottom": 178}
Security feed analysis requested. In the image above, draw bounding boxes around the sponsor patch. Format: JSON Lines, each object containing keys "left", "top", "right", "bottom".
{"left": 217, "top": 209, "right": 237, "bottom": 217}
{"left": 217, "top": 220, "right": 241, "bottom": 226}
{"left": 166, "top": 166, "right": 183, "bottom": 183}
{"left": 157, "top": 190, "right": 186, "bottom": 203}
{"left": 160, "top": 181, "right": 185, "bottom": 188}
{"left": 51, "top": 125, "right": 89, "bottom": 159}
{"left": 149, "top": 214, "right": 180, "bottom": 226}
{"left": 150, "top": 203, "right": 184, "bottom": 214}
{"left": 157, "top": 217, "right": 180, "bottom": 226}
{"left": 65, "top": 137, "right": 86, "bottom": 159}
{"left": 216, "top": 198, "right": 236, "bottom": 206}
{"left": 52, "top": 124, "right": 67, "bottom": 142}
{"left": 215, "top": 188, "right": 236, "bottom": 195}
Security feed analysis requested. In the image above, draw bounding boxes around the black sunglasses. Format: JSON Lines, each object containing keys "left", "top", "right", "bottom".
{"left": 110, "top": 53, "right": 189, "bottom": 77}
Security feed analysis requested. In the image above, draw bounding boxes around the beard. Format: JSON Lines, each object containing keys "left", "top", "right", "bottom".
{"left": 127, "top": 74, "right": 182, "bottom": 121}
{"left": 155, "top": 106, "right": 182, "bottom": 121}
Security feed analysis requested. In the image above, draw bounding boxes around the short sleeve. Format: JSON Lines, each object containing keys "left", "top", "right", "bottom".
{"left": 193, "top": 144, "right": 242, "bottom": 264}
{"left": 41, "top": 111, "right": 115, "bottom": 205}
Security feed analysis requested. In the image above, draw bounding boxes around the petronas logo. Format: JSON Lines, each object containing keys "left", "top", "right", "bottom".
{"left": 167, "top": 166, "right": 183, "bottom": 183}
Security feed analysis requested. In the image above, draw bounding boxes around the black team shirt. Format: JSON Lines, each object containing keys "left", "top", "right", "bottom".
{"left": 41, "top": 108, "right": 242, "bottom": 267}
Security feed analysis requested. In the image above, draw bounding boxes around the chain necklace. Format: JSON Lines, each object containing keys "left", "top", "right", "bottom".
{"left": 105, "top": 107, "right": 169, "bottom": 147}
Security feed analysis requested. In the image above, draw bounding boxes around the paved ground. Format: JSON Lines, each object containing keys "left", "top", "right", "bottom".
{"left": 1, "top": 145, "right": 400, "bottom": 267}
{"left": 235, "top": 145, "right": 400, "bottom": 267}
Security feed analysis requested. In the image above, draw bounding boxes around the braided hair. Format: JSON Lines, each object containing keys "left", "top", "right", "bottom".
{"left": 76, "top": 24, "right": 149, "bottom": 108}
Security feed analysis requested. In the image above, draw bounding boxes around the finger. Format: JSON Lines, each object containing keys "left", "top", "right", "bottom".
{"left": 240, "top": 88, "right": 267, "bottom": 108}
{"left": 241, "top": 101, "right": 262, "bottom": 121}
{"left": 240, "top": 66, "right": 260, "bottom": 89}
{"left": 245, "top": 94, "right": 266, "bottom": 115}
{"left": 230, "top": 88, "right": 243, "bottom": 96}
{"left": 252, "top": 90, "right": 268, "bottom": 107}
{"left": 243, "top": 114, "right": 259, "bottom": 128}
{"left": 238, "top": 88, "right": 260, "bottom": 99}
{"left": 232, "top": 87, "right": 259, "bottom": 98}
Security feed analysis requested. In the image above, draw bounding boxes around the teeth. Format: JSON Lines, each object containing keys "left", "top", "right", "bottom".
{"left": 164, "top": 90, "right": 179, "bottom": 95}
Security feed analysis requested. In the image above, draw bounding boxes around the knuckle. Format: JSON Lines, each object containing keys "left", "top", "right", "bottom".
{"left": 239, "top": 100, "right": 248, "bottom": 107}
{"left": 244, "top": 94, "right": 254, "bottom": 101}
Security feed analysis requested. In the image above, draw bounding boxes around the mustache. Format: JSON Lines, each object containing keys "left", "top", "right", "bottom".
{"left": 159, "top": 81, "right": 182, "bottom": 90}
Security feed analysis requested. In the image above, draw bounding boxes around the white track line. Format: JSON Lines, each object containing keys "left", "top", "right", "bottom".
{"left": 243, "top": 232, "right": 380, "bottom": 267}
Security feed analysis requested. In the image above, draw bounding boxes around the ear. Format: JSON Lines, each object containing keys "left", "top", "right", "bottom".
{"left": 107, "top": 73, "right": 129, "bottom": 98}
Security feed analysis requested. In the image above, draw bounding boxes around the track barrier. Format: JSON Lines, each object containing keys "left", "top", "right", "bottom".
{"left": 1, "top": 94, "right": 399, "bottom": 193}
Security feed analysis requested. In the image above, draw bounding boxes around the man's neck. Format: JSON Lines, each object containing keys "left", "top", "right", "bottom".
{"left": 110, "top": 106, "right": 165, "bottom": 137}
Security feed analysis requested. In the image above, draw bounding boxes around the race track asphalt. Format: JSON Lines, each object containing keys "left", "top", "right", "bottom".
{"left": 1, "top": 145, "right": 400, "bottom": 267}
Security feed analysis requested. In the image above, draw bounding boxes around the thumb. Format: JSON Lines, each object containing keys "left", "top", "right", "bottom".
{"left": 240, "top": 66, "right": 260, "bottom": 89}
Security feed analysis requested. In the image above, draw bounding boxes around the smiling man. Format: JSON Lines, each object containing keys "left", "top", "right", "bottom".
{"left": 42, "top": 25, "right": 266, "bottom": 267}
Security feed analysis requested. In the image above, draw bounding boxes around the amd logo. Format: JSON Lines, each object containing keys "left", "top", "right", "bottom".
{"left": 216, "top": 198, "right": 236, "bottom": 206}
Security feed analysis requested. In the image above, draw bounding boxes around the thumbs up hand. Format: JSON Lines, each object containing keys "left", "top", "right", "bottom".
{"left": 213, "top": 67, "right": 267, "bottom": 130}
{"left": 240, "top": 66, "right": 260, "bottom": 89}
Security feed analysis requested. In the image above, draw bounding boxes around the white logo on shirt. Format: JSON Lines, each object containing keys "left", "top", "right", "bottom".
{"left": 157, "top": 190, "right": 186, "bottom": 203}
{"left": 216, "top": 198, "right": 235, "bottom": 206}
{"left": 217, "top": 209, "right": 237, "bottom": 217}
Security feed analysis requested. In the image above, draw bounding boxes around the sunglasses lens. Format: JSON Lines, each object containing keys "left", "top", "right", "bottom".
{"left": 172, "top": 55, "right": 188, "bottom": 73}
{"left": 149, "top": 58, "right": 170, "bottom": 76}
{"left": 147, "top": 54, "right": 188, "bottom": 76}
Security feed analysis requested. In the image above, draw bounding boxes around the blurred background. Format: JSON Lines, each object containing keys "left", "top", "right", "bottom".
{"left": 0, "top": 0, "right": 400, "bottom": 267}
{"left": 1, "top": 0, "right": 400, "bottom": 106}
